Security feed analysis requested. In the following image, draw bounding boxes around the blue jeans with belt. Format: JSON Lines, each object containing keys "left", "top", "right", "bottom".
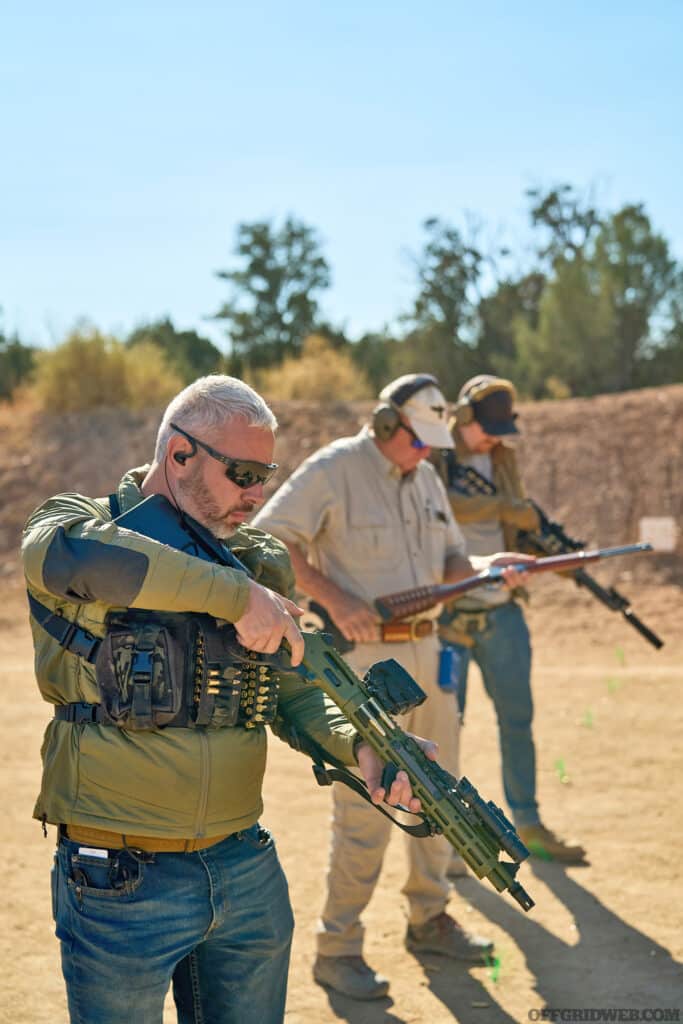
{"left": 446, "top": 601, "right": 540, "bottom": 828}
{"left": 52, "top": 824, "right": 294, "bottom": 1024}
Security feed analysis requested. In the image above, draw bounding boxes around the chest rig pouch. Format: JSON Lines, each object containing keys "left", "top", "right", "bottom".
{"left": 85, "top": 493, "right": 282, "bottom": 730}
{"left": 95, "top": 611, "right": 280, "bottom": 731}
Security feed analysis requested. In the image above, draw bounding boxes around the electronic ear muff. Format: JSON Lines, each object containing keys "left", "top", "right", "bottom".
{"left": 372, "top": 374, "right": 439, "bottom": 441}
{"left": 452, "top": 376, "right": 516, "bottom": 427}
{"left": 372, "top": 404, "right": 403, "bottom": 441}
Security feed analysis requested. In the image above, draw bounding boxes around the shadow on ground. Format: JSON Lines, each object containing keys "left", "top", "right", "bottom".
{"left": 315, "top": 950, "right": 518, "bottom": 1023}
{"left": 452, "top": 861, "right": 683, "bottom": 1011}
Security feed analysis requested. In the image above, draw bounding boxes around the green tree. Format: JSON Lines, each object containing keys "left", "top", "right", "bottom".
{"left": 409, "top": 218, "right": 482, "bottom": 337}
{"left": 513, "top": 256, "right": 618, "bottom": 397}
{"left": 391, "top": 218, "right": 484, "bottom": 396}
{"left": 476, "top": 272, "right": 546, "bottom": 379}
{"left": 127, "top": 318, "right": 221, "bottom": 384}
{"left": 592, "top": 204, "right": 677, "bottom": 390}
{"left": 0, "top": 318, "right": 35, "bottom": 400}
{"left": 349, "top": 331, "right": 399, "bottom": 394}
{"left": 634, "top": 278, "right": 683, "bottom": 386}
{"left": 512, "top": 201, "right": 680, "bottom": 396}
{"left": 214, "top": 217, "right": 331, "bottom": 369}
{"left": 527, "top": 184, "right": 601, "bottom": 267}
{"left": 386, "top": 323, "right": 481, "bottom": 398}
{"left": 638, "top": 332, "right": 683, "bottom": 386}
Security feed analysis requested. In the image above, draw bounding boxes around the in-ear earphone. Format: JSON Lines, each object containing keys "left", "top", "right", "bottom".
{"left": 172, "top": 434, "right": 197, "bottom": 465}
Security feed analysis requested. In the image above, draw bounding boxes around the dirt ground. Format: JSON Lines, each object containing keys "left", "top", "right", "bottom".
{"left": 1, "top": 386, "right": 681, "bottom": 1022}
{"left": 2, "top": 574, "right": 681, "bottom": 1024}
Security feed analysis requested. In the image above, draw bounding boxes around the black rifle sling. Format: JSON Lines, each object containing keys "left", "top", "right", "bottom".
{"left": 26, "top": 591, "right": 101, "bottom": 662}
{"left": 445, "top": 449, "right": 497, "bottom": 497}
{"left": 282, "top": 723, "right": 433, "bottom": 838}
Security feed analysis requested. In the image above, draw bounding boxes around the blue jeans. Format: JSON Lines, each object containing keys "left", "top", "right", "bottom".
{"left": 52, "top": 824, "right": 294, "bottom": 1024}
{"left": 446, "top": 601, "right": 539, "bottom": 828}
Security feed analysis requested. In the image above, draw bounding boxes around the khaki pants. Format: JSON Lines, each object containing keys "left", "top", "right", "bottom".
{"left": 316, "top": 636, "right": 461, "bottom": 957}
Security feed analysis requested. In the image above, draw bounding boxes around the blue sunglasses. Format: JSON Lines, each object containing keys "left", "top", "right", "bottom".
{"left": 400, "top": 423, "right": 429, "bottom": 450}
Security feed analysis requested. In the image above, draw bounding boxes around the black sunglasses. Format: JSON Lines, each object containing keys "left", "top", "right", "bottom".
{"left": 170, "top": 423, "right": 278, "bottom": 489}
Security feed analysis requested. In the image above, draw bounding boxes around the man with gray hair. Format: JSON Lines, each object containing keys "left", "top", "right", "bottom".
{"left": 22, "top": 374, "right": 424, "bottom": 1024}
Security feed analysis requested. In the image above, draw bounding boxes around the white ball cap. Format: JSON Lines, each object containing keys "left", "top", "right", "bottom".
{"left": 379, "top": 377, "right": 454, "bottom": 449}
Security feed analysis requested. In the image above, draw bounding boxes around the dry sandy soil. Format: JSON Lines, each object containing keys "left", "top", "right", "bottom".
{"left": 1, "top": 387, "right": 682, "bottom": 1023}
{"left": 2, "top": 577, "right": 681, "bottom": 1024}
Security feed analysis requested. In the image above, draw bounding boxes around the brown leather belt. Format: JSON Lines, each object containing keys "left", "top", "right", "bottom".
{"left": 381, "top": 619, "right": 435, "bottom": 642}
{"left": 65, "top": 824, "right": 231, "bottom": 853}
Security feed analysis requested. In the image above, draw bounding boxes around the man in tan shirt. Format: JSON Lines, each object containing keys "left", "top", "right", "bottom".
{"left": 253, "top": 373, "right": 532, "bottom": 1000}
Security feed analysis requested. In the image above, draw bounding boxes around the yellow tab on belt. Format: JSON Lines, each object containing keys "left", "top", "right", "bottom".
{"left": 66, "top": 824, "right": 230, "bottom": 853}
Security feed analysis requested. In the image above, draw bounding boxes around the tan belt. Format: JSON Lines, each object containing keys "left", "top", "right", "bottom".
{"left": 449, "top": 610, "right": 491, "bottom": 634}
{"left": 440, "top": 609, "right": 491, "bottom": 648}
{"left": 66, "top": 824, "right": 231, "bottom": 853}
{"left": 381, "top": 619, "right": 435, "bottom": 643}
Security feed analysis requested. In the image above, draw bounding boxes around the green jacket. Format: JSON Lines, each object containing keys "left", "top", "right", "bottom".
{"left": 22, "top": 467, "right": 357, "bottom": 838}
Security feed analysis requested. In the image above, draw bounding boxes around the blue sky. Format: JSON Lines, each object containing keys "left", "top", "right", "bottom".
{"left": 2, "top": 2, "right": 682, "bottom": 352}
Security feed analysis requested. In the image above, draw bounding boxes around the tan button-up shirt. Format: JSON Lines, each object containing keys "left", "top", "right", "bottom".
{"left": 253, "top": 427, "right": 466, "bottom": 617}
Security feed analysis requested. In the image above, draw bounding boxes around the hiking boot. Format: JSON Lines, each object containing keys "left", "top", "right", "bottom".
{"left": 447, "top": 855, "right": 469, "bottom": 879}
{"left": 406, "top": 913, "right": 494, "bottom": 963}
{"left": 313, "top": 954, "right": 390, "bottom": 1000}
{"left": 518, "top": 824, "right": 587, "bottom": 865}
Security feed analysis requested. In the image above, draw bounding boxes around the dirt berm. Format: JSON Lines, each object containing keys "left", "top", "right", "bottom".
{"left": 1, "top": 384, "right": 682, "bottom": 582}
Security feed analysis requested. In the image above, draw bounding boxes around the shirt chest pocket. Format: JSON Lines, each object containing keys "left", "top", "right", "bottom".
{"left": 345, "top": 516, "right": 402, "bottom": 570}
{"left": 422, "top": 515, "right": 450, "bottom": 576}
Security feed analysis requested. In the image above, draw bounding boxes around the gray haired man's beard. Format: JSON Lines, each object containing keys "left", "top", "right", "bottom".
{"left": 176, "top": 472, "right": 240, "bottom": 540}
{"left": 203, "top": 519, "right": 237, "bottom": 541}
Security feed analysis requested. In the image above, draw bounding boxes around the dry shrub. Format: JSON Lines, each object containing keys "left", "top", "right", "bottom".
{"left": 31, "top": 328, "right": 183, "bottom": 412}
{"left": 122, "top": 341, "right": 184, "bottom": 410}
{"left": 256, "top": 334, "right": 373, "bottom": 400}
{"left": 544, "top": 375, "right": 572, "bottom": 400}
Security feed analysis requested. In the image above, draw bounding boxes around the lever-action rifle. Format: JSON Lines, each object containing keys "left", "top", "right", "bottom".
{"left": 444, "top": 454, "right": 664, "bottom": 649}
{"left": 374, "top": 544, "right": 653, "bottom": 622}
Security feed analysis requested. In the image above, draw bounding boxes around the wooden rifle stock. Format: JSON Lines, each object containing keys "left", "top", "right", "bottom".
{"left": 374, "top": 543, "right": 653, "bottom": 623}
